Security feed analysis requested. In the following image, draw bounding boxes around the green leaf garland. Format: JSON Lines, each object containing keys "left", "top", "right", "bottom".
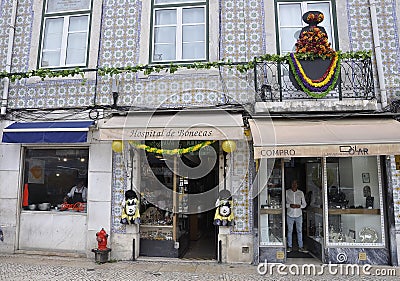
{"left": 129, "top": 140, "right": 216, "bottom": 155}
{"left": 0, "top": 51, "right": 371, "bottom": 82}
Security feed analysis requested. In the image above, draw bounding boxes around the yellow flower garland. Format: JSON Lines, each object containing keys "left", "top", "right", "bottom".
{"left": 293, "top": 53, "right": 338, "bottom": 87}
{"left": 129, "top": 140, "right": 216, "bottom": 155}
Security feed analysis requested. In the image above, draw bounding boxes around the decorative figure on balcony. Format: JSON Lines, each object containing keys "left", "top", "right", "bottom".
{"left": 213, "top": 189, "right": 234, "bottom": 226}
{"left": 288, "top": 11, "right": 341, "bottom": 98}
{"left": 120, "top": 189, "right": 140, "bottom": 225}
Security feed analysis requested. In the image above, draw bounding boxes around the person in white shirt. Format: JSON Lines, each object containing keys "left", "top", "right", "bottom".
{"left": 286, "top": 180, "right": 308, "bottom": 253}
{"left": 64, "top": 180, "right": 87, "bottom": 203}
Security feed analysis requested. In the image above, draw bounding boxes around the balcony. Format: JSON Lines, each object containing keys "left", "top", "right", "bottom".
{"left": 253, "top": 57, "right": 377, "bottom": 114}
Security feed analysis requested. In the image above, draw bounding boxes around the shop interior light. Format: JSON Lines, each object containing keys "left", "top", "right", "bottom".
{"left": 80, "top": 158, "right": 85, "bottom": 162}
{"left": 63, "top": 158, "right": 68, "bottom": 162}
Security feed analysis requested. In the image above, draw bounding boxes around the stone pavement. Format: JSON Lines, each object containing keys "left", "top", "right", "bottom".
{"left": 0, "top": 253, "right": 399, "bottom": 281}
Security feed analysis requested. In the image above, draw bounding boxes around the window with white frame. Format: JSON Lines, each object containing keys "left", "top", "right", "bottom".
{"left": 277, "top": 1, "right": 335, "bottom": 54}
{"left": 40, "top": 0, "right": 92, "bottom": 68}
{"left": 151, "top": 0, "right": 207, "bottom": 62}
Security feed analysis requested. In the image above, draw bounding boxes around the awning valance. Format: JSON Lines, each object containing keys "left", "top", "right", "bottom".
{"left": 249, "top": 118, "right": 400, "bottom": 158}
{"left": 98, "top": 111, "right": 244, "bottom": 140}
{"left": 2, "top": 121, "right": 94, "bottom": 143}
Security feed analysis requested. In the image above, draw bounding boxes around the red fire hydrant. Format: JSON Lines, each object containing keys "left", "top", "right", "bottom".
{"left": 92, "top": 228, "right": 111, "bottom": 263}
{"left": 96, "top": 228, "right": 108, "bottom": 250}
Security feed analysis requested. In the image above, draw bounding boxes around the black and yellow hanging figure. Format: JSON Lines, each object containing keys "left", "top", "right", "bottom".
{"left": 120, "top": 190, "right": 140, "bottom": 225}
{"left": 213, "top": 190, "right": 234, "bottom": 226}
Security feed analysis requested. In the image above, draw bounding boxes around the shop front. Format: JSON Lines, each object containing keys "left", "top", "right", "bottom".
{"left": 98, "top": 110, "right": 251, "bottom": 261}
{"left": 1, "top": 121, "right": 94, "bottom": 254}
{"left": 250, "top": 118, "right": 400, "bottom": 265}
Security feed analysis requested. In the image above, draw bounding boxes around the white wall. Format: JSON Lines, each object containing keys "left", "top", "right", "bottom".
{"left": 337, "top": 157, "right": 382, "bottom": 243}
{"left": 351, "top": 157, "right": 379, "bottom": 207}
{"left": 86, "top": 142, "right": 113, "bottom": 257}
{"left": 0, "top": 144, "right": 21, "bottom": 253}
{"left": 19, "top": 212, "right": 87, "bottom": 251}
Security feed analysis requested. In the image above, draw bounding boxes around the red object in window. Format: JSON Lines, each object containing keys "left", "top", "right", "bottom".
{"left": 22, "top": 184, "right": 29, "bottom": 207}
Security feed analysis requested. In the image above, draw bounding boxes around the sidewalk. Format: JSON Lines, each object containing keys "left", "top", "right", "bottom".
{"left": 0, "top": 253, "right": 399, "bottom": 281}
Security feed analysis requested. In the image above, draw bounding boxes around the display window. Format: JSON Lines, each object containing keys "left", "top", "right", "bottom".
{"left": 324, "top": 156, "right": 385, "bottom": 247}
{"left": 259, "top": 158, "right": 284, "bottom": 246}
{"left": 258, "top": 156, "right": 386, "bottom": 250}
{"left": 22, "top": 148, "right": 89, "bottom": 212}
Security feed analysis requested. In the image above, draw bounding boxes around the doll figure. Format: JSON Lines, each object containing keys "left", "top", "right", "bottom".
{"left": 121, "top": 190, "right": 140, "bottom": 225}
{"left": 213, "top": 190, "right": 234, "bottom": 226}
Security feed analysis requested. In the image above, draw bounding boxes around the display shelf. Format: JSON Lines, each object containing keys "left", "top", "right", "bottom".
{"left": 260, "top": 208, "right": 282, "bottom": 215}
{"left": 328, "top": 208, "right": 380, "bottom": 215}
{"left": 310, "top": 207, "right": 380, "bottom": 215}
{"left": 141, "top": 224, "right": 173, "bottom": 228}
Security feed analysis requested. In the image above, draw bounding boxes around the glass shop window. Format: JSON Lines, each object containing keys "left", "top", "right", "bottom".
{"left": 326, "top": 156, "right": 385, "bottom": 246}
{"left": 22, "top": 148, "right": 89, "bottom": 211}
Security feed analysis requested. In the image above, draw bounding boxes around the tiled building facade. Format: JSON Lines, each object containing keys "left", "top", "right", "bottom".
{"left": 0, "top": 0, "right": 399, "bottom": 265}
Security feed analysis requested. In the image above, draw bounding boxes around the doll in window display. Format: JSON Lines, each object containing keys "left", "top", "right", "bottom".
{"left": 120, "top": 190, "right": 140, "bottom": 225}
{"left": 328, "top": 186, "right": 349, "bottom": 209}
{"left": 213, "top": 190, "right": 234, "bottom": 226}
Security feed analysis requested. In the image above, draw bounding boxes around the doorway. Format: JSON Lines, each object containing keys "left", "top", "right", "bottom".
{"left": 180, "top": 146, "right": 219, "bottom": 260}
{"left": 284, "top": 157, "right": 320, "bottom": 259}
{"left": 139, "top": 140, "right": 219, "bottom": 259}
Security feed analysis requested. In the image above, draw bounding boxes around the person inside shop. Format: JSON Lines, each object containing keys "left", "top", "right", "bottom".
{"left": 286, "top": 179, "right": 308, "bottom": 253}
{"left": 64, "top": 180, "right": 87, "bottom": 204}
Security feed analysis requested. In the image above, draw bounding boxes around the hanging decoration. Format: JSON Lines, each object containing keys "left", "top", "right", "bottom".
{"left": 288, "top": 53, "right": 341, "bottom": 98}
{"left": 289, "top": 11, "right": 341, "bottom": 98}
{"left": 0, "top": 51, "right": 370, "bottom": 82}
{"left": 112, "top": 140, "right": 123, "bottom": 153}
{"left": 221, "top": 140, "right": 237, "bottom": 153}
{"left": 213, "top": 190, "right": 234, "bottom": 226}
{"left": 128, "top": 140, "right": 216, "bottom": 155}
{"left": 120, "top": 190, "right": 140, "bottom": 225}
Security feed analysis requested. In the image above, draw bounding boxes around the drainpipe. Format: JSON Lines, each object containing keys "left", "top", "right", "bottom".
{"left": 369, "top": 0, "right": 388, "bottom": 109}
{"left": 1, "top": 0, "right": 18, "bottom": 116}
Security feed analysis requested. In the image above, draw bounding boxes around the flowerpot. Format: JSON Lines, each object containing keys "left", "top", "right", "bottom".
{"left": 289, "top": 58, "right": 339, "bottom": 91}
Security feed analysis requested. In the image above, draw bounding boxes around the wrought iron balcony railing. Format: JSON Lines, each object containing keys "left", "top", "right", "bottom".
{"left": 254, "top": 58, "right": 374, "bottom": 102}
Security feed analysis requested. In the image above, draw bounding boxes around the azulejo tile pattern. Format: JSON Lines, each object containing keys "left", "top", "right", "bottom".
{"left": 1, "top": 0, "right": 399, "bottom": 108}
{"left": 7, "top": 79, "right": 96, "bottom": 108}
{"left": 2, "top": 0, "right": 94, "bottom": 109}
{"left": 230, "top": 140, "right": 252, "bottom": 233}
{"left": 347, "top": 0, "right": 400, "bottom": 101}
{"left": 0, "top": 0, "right": 13, "bottom": 70}
{"left": 102, "top": 71, "right": 254, "bottom": 108}
{"left": 220, "top": 0, "right": 266, "bottom": 61}
{"left": 389, "top": 157, "right": 400, "bottom": 232}
{"left": 98, "top": 0, "right": 140, "bottom": 69}
{"left": 111, "top": 150, "right": 128, "bottom": 234}
{"left": 95, "top": 0, "right": 256, "bottom": 108}
{"left": 10, "top": 0, "right": 33, "bottom": 73}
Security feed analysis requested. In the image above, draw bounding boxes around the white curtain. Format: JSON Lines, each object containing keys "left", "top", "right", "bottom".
{"left": 66, "top": 16, "right": 89, "bottom": 65}
{"left": 279, "top": 4, "right": 302, "bottom": 54}
{"left": 42, "top": 18, "right": 63, "bottom": 66}
{"left": 182, "top": 7, "right": 205, "bottom": 59}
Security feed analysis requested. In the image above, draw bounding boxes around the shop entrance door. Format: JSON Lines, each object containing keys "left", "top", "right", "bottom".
{"left": 181, "top": 147, "right": 219, "bottom": 260}
{"left": 139, "top": 140, "right": 219, "bottom": 259}
{"left": 284, "top": 157, "right": 322, "bottom": 260}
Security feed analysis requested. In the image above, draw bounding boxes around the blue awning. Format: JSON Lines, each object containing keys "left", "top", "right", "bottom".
{"left": 2, "top": 121, "right": 94, "bottom": 143}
